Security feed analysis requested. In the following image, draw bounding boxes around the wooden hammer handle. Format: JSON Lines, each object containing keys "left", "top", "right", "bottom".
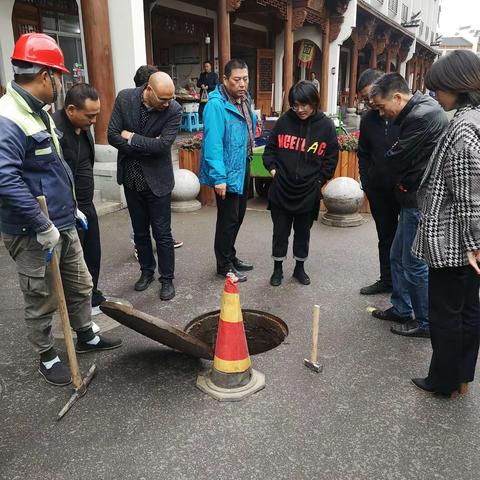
{"left": 310, "top": 305, "right": 320, "bottom": 363}
{"left": 37, "top": 196, "right": 83, "bottom": 389}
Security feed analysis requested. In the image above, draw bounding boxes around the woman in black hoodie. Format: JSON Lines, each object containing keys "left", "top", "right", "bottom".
{"left": 263, "top": 81, "right": 339, "bottom": 286}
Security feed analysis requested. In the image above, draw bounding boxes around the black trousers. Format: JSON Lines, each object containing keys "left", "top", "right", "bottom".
{"left": 427, "top": 265, "right": 480, "bottom": 393}
{"left": 271, "top": 208, "right": 314, "bottom": 261}
{"left": 214, "top": 165, "right": 250, "bottom": 270}
{"left": 124, "top": 186, "right": 174, "bottom": 280}
{"left": 364, "top": 188, "right": 400, "bottom": 285}
{"left": 77, "top": 202, "right": 103, "bottom": 306}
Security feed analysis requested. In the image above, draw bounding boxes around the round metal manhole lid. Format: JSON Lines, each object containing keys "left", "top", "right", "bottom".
{"left": 100, "top": 301, "right": 214, "bottom": 359}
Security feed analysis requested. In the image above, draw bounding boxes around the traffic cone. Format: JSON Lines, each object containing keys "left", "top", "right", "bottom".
{"left": 196, "top": 275, "right": 265, "bottom": 401}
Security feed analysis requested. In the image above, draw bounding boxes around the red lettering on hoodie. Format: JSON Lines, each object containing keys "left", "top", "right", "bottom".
{"left": 317, "top": 142, "right": 327, "bottom": 157}
{"left": 300, "top": 138, "right": 306, "bottom": 152}
{"left": 278, "top": 134, "right": 284, "bottom": 148}
{"left": 290, "top": 136, "right": 297, "bottom": 150}
{"left": 284, "top": 135, "right": 291, "bottom": 149}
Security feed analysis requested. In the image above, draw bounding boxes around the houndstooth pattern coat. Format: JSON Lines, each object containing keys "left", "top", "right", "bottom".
{"left": 412, "top": 106, "right": 480, "bottom": 268}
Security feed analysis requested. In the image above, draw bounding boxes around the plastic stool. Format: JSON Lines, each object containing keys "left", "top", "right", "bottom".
{"left": 181, "top": 112, "right": 202, "bottom": 132}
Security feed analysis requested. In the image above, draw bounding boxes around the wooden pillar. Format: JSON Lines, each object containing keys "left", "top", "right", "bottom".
{"left": 370, "top": 44, "right": 377, "bottom": 69}
{"left": 396, "top": 55, "right": 401, "bottom": 73}
{"left": 418, "top": 58, "right": 425, "bottom": 93}
{"left": 80, "top": 0, "right": 115, "bottom": 145}
{"left": 320, "top": 19, "right": 330, "bottom": 112}
{"left": 385, "top": 48, "right": 392, "bottom": 73}
{"left": 413, "top": 57, "right": 419, "bottom": 92}
{"left": 282, "top": 1, "right": 294, "bottom": 112}
{"left": 217, "top": 0, "right": 230, "bottom": 77}
{"left": 348, "top": 31, "right": 358, "bottom": 109}
{"left": 144, "top": 0, "right": 154, "bottom": 65}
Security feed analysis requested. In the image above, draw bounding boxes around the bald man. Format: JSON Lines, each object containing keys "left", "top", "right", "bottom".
{"left": 108, "top": 71, "right": 182, "bottom": 300}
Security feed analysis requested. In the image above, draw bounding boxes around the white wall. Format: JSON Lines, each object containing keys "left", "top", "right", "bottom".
{"left": 0, "top": 0, "right": 15, "bottom": 87}
{"left": 328, "top": 0, "right": 357, "bottom": 115}
{"left": 108, "top": 0, "right": 147, "bottom": 93}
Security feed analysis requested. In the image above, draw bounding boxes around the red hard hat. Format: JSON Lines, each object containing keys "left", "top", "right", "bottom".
{"left": 11, "top": 33, "right": 70, "bottom": 74}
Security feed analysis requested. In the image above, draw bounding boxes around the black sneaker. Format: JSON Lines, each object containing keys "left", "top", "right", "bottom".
{"left": 38, "top": 361, "right": 72, "bottom": 386}
{"left": 360, "top": 280, "right": 393, "bottom": 295}
{"left": 160, "top": 280, "right": 175, "bottom": 301}
{"left": 76, "top": 335, "right": 123, "bottom": 354}
{"left": 293, "top": 267, "right": 310, "bottom": 285}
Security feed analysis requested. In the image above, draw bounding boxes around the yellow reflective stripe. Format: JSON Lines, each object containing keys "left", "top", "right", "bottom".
{"left": 213, "top": 356, "right": 251, "bottom": 373}
{"left": 220, "top": 291, "right": 243, "bottom": 323}
{"left": 35, "top": 147, "right": 53, "bottom": 155}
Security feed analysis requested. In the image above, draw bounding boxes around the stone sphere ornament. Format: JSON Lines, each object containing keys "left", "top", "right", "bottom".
{"left": 321, "top": 177, "right": 364, "bottom": 227}
{"left": 171, "top": 169, "right": 201, "bottom": 212}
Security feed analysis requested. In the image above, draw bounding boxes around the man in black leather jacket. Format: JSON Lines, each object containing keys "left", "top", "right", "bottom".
{"left": 53, "top": 84, "right": 105, "bottom": 316}
{"left": 370, "top": 73, "right": 448, "bottom": 338}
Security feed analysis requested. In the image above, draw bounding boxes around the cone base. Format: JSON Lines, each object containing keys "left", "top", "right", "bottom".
{"left": 196, "top": 369, "right": 265, "bottom": 402}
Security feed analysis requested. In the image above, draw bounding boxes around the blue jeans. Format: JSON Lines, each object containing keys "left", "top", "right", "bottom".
{"left": 390, "top": 207, "right": 429, "bottom": 328}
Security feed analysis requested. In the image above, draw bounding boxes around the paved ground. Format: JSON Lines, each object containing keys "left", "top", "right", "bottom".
{"left": 1, "top": 204, "right": 480, "bottom": 480}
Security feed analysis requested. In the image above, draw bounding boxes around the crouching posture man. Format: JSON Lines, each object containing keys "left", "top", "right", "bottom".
{"left": 0, "top": 33, "right": 121, "bottom": 386}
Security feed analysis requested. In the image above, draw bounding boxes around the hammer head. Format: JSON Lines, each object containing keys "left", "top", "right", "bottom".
{"left": 304, "top": 358, "right": 323, "bottom": 373}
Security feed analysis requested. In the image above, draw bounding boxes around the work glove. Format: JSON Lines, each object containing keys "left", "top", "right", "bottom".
{"left": 36, "top": 224, "right": 60, "bottom": 263}
{"left": 75, "top": 209, "right": 88, "bottom": 231}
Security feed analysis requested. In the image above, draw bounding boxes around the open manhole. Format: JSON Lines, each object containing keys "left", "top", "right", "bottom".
{"left": 184, "top": 309, "right": 289, "bottom": 356}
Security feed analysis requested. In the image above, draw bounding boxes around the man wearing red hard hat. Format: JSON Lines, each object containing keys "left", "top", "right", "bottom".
{"left": 0, "top": 33, "right": 121, "bottom": 386}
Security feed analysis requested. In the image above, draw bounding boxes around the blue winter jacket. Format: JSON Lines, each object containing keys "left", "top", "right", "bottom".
{"left": 0, "top": 83, "right": 76, "bottom": 235}
{"left": 199, "top": 86, "right": 256, "bottom": 194}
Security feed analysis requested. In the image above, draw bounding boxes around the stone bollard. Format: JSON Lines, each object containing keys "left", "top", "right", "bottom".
{"left": 171, "top": 169, "right": 202, "bottom": 212}
{"left": 321, "top": 177, "right": 364, "bottom": 227}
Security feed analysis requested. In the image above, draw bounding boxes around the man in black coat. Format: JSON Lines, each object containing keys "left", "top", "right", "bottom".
{"left": 197, "top": 60, "right": 218, "bottom": 122}
{"left": 53, "top": 83, "right": 106, "bottom": 317}
{"left": 370, "top": 73, "right": 448, "bottom": 338}
{"left": 357, "top": 69, "right": 400, "bottom": 295}
{"left": 108, "top": 71, "right": 182, "bottom": 301}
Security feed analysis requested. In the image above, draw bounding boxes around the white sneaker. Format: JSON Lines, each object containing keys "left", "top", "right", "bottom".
{"left": 91, "top": 321, "right": 101, "bottom": 334}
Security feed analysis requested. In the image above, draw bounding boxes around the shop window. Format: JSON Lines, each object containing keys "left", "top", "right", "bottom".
{"left": 401, "top": 4, "right": 408, "bottom": 22}
{"left": 388, "top": 0, "right": 398, "bottom": 15}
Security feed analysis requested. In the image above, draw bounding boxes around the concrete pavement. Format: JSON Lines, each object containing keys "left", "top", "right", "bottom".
{"left": 1, "top": 205, "right": 479, "bottom": 480}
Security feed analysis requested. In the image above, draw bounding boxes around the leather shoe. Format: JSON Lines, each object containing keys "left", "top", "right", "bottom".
{"left": 160, "top": 280, "right": 175, "bottom": 301}
{"left": 292, "top": 266, "right": 310, "bottom": 285}
{"left": 232, "top": 258, "right": 254, "bottom": 271}
{"left": 360, "top": 280, "right": 393, "bottom": 295}
{"left": 371, "top": 307, "right": 411, "bottom": 324}
{"left": 391, "top": 320, "right": 430, "bottom": 338}
{"left": 134, "top": 272, "right": 154, "bottom": 291}
{"left": 270, "top": 269, "right": 283, "bottom": 287}
{"left": 412, "top": 377, "right": 458, "bottom": 398}
{"left": 216, "top": 267, "right": 247, "bottom": 282}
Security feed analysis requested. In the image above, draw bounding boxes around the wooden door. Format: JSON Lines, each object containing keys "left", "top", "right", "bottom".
{"left": 255, "top": 49, "right": 274, "bottom": 116}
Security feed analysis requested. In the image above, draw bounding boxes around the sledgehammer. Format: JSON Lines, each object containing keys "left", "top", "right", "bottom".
{"left": 37, "top": 196, "right": 97, "bottom": 420}
{"left": 304, "top": 305, "right": 323, "bottom": 373}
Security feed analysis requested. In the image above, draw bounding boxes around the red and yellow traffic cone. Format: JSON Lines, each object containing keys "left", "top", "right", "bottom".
{"left": 196, "top": 275, "right": 265, "bottom": 401}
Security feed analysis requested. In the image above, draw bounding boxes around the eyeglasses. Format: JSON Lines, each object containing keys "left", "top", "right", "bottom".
{"left": 150, "top": 87, "right": 175, "bottom": 106}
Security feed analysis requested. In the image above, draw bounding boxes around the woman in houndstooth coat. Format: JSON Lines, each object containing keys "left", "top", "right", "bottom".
{"left": 412, "top": 50, "right": 480, "bottom": 397}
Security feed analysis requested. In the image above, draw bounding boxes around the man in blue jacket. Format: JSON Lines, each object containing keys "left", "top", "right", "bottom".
{"left": 0, "top": 34, "right": 121, "bottom": 387}
{"left": 200, "top": 59, "right": 256, "bottom": 282}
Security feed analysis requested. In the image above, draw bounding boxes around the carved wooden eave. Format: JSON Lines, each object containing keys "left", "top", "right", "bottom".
{"left": 326, "top": 0, "right": 352, "bottom": 42}
{"left": 292, "top": 6, "right": 308, "bottom": 30}
{"left": 256, "top": 0, "right": 287, "bottom": 18}
{"left": 227, "top": 0, "right": 243, "bottom": 12}
{"left": 293, "top": 0, "right": 329, "bottom": 30}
